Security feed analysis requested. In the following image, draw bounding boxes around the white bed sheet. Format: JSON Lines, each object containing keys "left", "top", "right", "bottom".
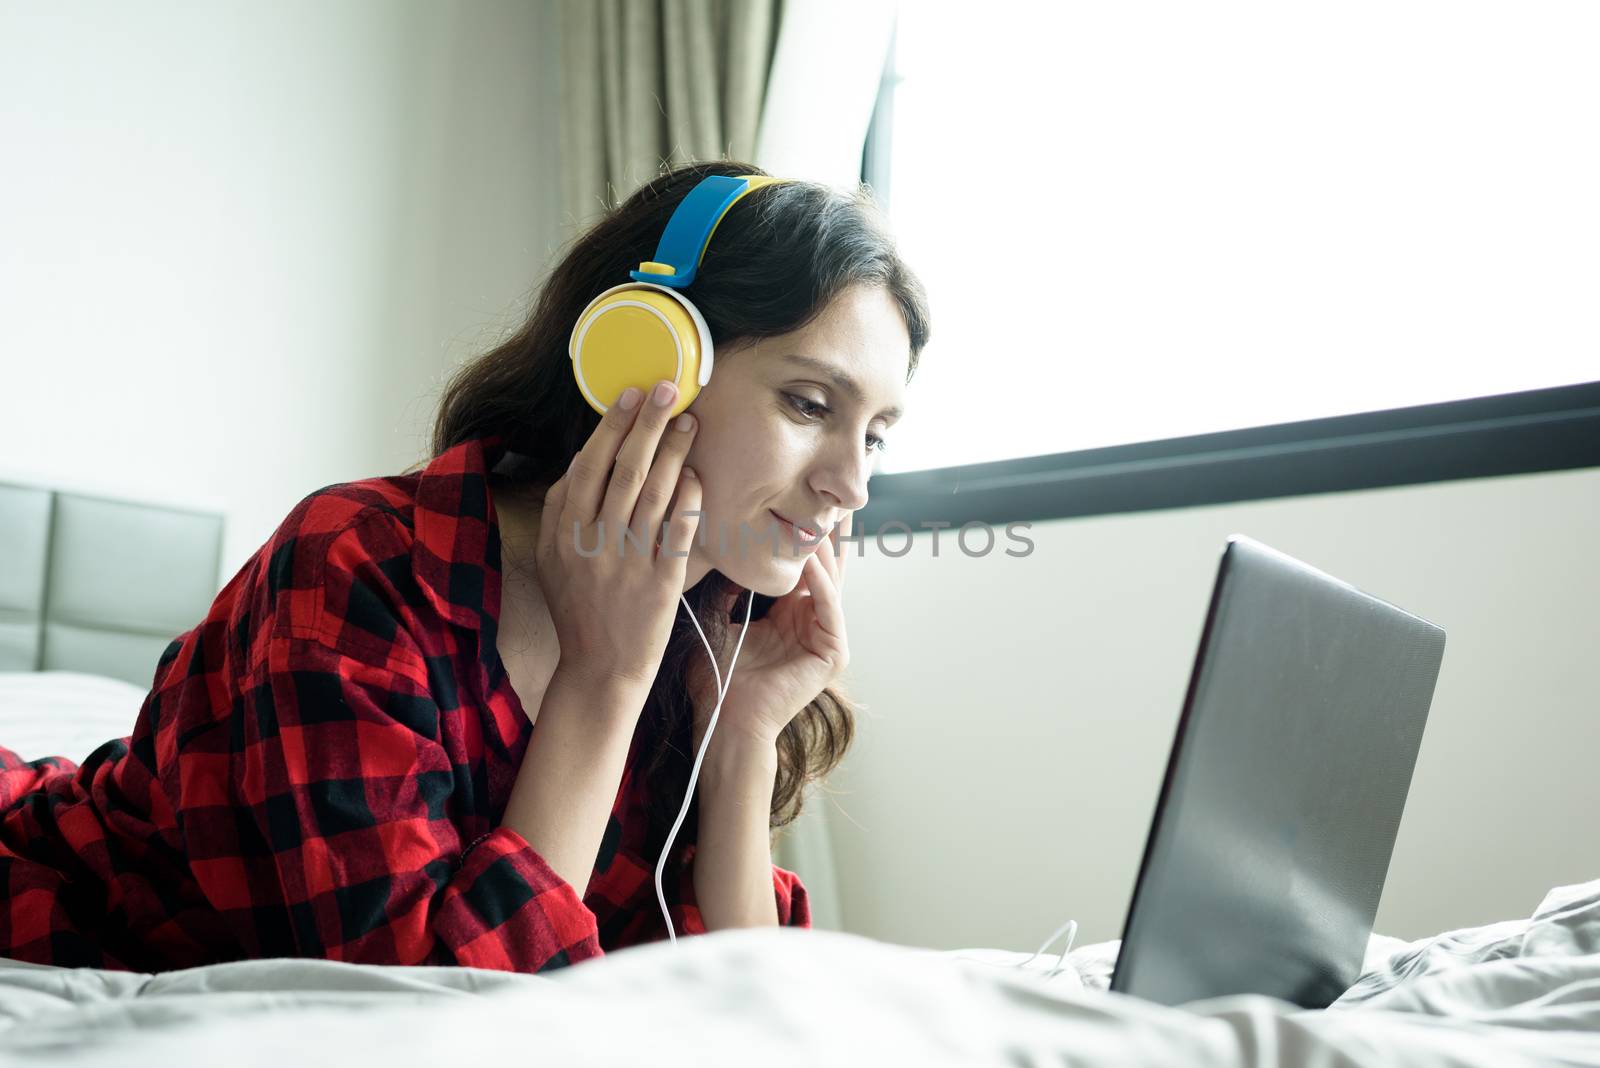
{"left": 0, "top": 670, "right": 146, "bottom": 764}
{"left": 0, "top": 877, "right": 1596, "bottom": 1067}
{"left": 4, "top": 671, "right": 1596, "bottom": 1064}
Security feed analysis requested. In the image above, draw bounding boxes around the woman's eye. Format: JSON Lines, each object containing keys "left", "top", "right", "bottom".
{"left": 784, "top": 393, "right": 889, "bottom": 454}
{"left": 786, "top": 393, "right": 826, "bottom": 419}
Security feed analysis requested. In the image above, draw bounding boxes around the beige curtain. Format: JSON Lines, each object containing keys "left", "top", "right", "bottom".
{"left": 557, "top": 0, "right": 785, "bottom": 231}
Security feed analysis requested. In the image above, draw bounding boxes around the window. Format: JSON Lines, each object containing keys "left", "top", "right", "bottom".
{"left": 868, "top": 1, "right": 1599, "bottom": 478}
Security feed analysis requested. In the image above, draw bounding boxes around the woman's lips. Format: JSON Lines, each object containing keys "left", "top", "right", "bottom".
{"left": 771, "top": 510, "right": 819, "bottom": 539}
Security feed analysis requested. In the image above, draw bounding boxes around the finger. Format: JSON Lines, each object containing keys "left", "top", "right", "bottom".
{"left": 599, "top": 379, "right": 678, "bottom": 535}
{"left": 803, "top": 552, "right": 845, "bottom": 642}
{"left": 568, "top": 385, "right": 647, "bottom": 523}
{"left": 815, "top": 517, "right": 841, "bottom": 589}
{"left": 537, "top": 459, "right": 574, "bottom": 554}
{"left": 831, "top": 511, "right": 852, "bottom": 592}
{"left": 633, "top": 409, "right": 697, "bottom": 546}
{"left": 659, "top": 464, "right": 703, "bottom": 570}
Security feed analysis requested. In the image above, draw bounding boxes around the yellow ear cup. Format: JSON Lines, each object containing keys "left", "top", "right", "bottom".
{"left": 569, "top": 281, "right": 712, "bottom": 419}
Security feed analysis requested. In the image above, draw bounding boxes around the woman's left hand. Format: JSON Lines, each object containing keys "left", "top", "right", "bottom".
{"left": 687, "top": 513, "right": 853, "bottom": 751}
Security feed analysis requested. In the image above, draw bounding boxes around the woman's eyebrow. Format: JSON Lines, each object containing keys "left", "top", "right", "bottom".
{"left": 779, "top": 353, "right": 903, "bottom": 421}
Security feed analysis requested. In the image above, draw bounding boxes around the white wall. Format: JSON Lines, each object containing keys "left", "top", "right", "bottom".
{"left": 0, "top": 0, "right": 568, "bottom": 581}
{"left": 833, "top": 465, "right": 1600, "bottom": 948}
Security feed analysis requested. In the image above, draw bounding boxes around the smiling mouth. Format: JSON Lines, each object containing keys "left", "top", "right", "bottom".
{"left": 770, "top": 511, "right": 819, "bottom": 539}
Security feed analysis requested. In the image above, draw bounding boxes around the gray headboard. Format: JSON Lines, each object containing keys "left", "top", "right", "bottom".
{"left": 0, "top": 482, "right": 225, "bottom": 688}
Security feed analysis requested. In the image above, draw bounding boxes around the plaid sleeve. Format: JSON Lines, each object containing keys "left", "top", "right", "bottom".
{"left": 184, "top": 635, "right": 602, "bottom": 973}
{"left": 774, "top": 861, "right": 811, "bottom": 928}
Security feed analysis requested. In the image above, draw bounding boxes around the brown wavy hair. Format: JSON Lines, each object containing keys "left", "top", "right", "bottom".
{"left": 427, "top": 158, "right": 930, "bottom": 854}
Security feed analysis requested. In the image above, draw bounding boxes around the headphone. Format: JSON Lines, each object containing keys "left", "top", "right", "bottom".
{"left": 567, "top": 173, "right": 794, "bottom": 420}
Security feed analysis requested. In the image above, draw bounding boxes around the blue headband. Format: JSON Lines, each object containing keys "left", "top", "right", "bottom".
{"left": 628, "top": 174, "right": 788, "bottom": 289}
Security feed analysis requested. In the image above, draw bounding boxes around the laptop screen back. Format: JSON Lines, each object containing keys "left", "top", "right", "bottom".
{"left": 1109, "top": 535, "right": 1446, "bottom": 1008}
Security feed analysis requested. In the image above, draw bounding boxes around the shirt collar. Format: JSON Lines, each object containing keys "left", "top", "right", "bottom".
{"left": 411, "top": 433, "right": 512, "bottom": 637}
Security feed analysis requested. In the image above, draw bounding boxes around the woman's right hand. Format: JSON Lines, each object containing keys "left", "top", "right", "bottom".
{"left": 536, "top": 378, "right": 703, "bottom": 695}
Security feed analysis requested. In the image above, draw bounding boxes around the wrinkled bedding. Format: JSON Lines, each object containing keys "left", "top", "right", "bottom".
{"left": 1, "top": 878, "right": 1597, "bottom": 1067}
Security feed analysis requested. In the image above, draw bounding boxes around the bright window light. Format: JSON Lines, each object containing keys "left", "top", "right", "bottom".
{"left": 879, "top": 1, "right": 1599, "bottom": 475}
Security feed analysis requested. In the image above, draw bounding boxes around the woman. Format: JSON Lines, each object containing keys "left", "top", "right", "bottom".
{"left": 0, "top": 159, "right": 930, "bottom": 974}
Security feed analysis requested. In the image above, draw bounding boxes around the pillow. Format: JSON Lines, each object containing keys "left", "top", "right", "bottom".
{"left": 0, "top": 671, "right": 149, "bottom": 765}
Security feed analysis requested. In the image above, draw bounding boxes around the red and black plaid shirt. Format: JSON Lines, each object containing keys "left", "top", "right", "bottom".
{"left": 0, "top": 434, "right": 809, "bottom": 972}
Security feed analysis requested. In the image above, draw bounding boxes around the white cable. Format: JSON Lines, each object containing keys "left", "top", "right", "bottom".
{"left": 948, "top": 917, "right": 1079, "bottom": 979}
{"left": 1039, "top": 919, "right": 1078, "bottom": 979}
{"left": 655, "top": 588, "right": 756, "bottom": 945}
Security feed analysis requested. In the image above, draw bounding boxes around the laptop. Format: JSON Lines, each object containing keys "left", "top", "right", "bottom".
{"left": 1107, "top": 534, "right": 1447, "bottom": 1009}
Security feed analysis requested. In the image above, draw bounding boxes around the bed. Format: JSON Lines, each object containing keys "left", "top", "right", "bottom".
{"left": 0, "top": 845, "right": 1595, "bottom": 1066}
{"left": 4, "top": 484, "right": 1599, "bottom": 1065}
{"left": 0, "top": 480, "right": 223, "bottom": 688}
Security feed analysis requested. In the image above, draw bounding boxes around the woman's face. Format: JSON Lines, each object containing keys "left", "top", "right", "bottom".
{"left": 678, "top": 283, "right": 911, "bottom": 596}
